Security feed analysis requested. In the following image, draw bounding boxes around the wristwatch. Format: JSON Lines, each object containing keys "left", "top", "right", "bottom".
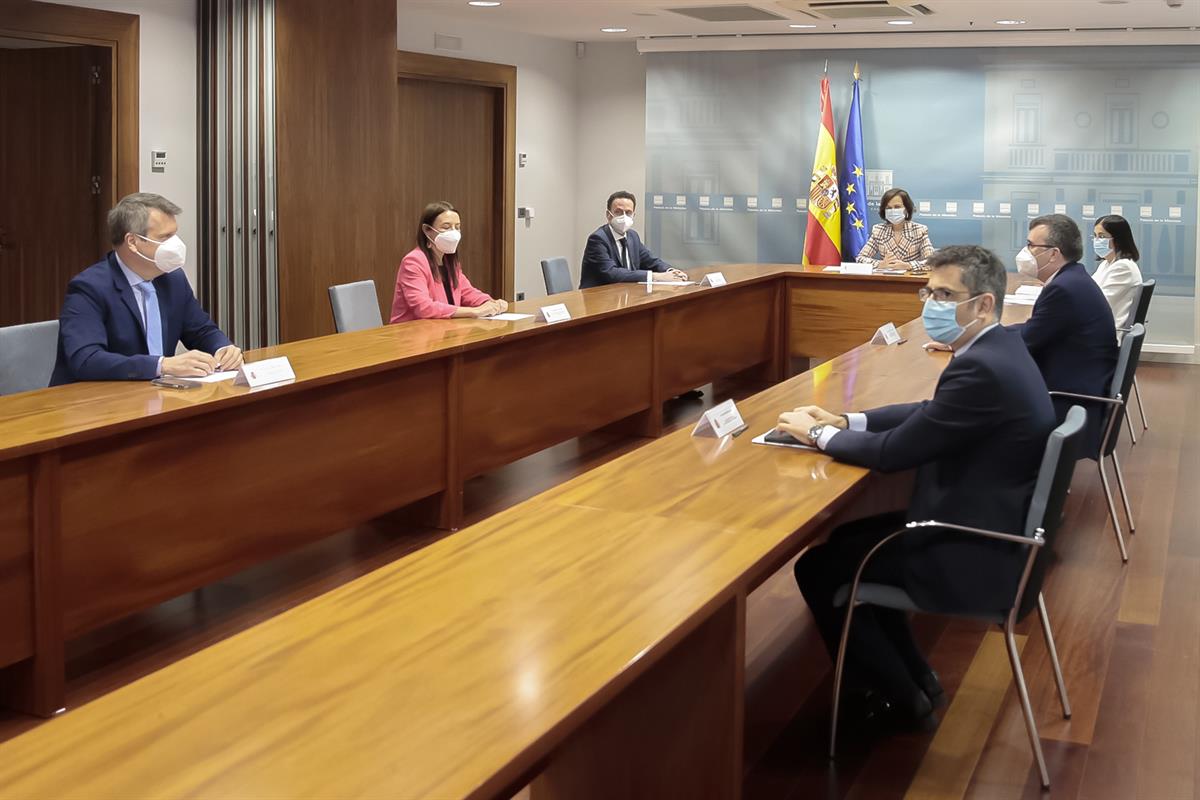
{"left": 808, "top": 424, "right": 826, "bottom": 444}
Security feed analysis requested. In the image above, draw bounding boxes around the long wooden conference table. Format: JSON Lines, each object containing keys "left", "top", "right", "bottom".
{"left": 0, "top": 263, "right": 925, "bottom": 719}
{"left": 0, "top": 274, "right": 1035, "bottom": 798}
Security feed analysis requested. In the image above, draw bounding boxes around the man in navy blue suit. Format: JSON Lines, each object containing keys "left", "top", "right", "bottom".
{"left": 777, "top": 245, "right": 1056, "bottom": 732}
{"left": 1009, "top": 214, "right": 1118, "bottom": 456}
{"left": 579, "top": 191, "right": 689, "bottom": 288}
{"left": 50, "top": 193, "right": 241, "bottom": 385}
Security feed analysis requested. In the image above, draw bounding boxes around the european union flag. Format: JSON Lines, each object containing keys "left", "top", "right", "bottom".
{"left": 840, "top": 65, "right": 868, "bottom": 260}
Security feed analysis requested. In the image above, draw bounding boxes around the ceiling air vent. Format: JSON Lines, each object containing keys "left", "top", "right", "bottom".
{"left": 668, "top": 5, "right": 788, "bottom": 22}
{"left": 778, "top": 0, "right": 928, "bottom": 20}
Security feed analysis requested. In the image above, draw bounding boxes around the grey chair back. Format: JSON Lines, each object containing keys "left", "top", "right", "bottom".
{"left": 1129, "top": 278, "right": 1155, "bottom": 327}
{"left": 0, "top": 320, "right": 59, "bottom": 395}
{"left": 328, "top": 280, "right": 383, "bottom": 333}
{"left": 1018, "top": 405, "right": 1086, "bottom": 619}
{"left": 1102, "top": 323, "right": 1145, "bottom": 457}
{"left": 540, "top": 257, "right": 573, "bottom": 295}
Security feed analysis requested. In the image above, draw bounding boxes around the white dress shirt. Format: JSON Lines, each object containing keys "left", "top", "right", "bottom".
{"left": 115, "top": 253, "right": 164, "bottom": 376}
{"left": 1091, "top": 257, "right": 1143, "bottom": 330}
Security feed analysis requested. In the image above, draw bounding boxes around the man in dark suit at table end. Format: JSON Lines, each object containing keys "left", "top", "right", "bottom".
{"left": 50, "top": 193, "right": 242, "bottom": 386}
{"left": 579, "top": 191, "right": 689, "bottom": 288}
{"left": 777, "top": 244, "right": 1056, "bottom": 733}
{"left": 1009, "top": 213, "right": 1118, "bottom": 457}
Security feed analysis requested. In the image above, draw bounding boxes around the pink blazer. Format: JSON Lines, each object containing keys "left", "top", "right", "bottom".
{"left": 389, "top": 247, "right": 494, "bottom": 323}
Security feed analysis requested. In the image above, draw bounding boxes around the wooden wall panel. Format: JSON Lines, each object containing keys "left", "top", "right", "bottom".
{"left": 0, "top": 460, "right": 33, "bottom": 668}
{"left": 57, "top": 362, "right": 448, "bottom": 636}
{"left": 274, "top": 0, "right": 399, "bottom": 342}
{"left": 659, "top": 284, "right": 776, "bottom": 397}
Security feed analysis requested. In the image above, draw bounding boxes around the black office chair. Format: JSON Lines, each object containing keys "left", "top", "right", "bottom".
{"left": 1120, "top": 279, "right": 1154, "bottom": 445}
{"left": 1050, "top": 323, "right": 1145, "bottom": 563}
{"left": 540, "top": 257, "right": 573, "bottom": 295}
{"left": 829, "top": 405, "right": 1086, "bottom": 789}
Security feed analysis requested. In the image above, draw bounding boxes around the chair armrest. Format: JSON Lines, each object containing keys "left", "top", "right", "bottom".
{"left": 1048, "top": 390, "right": 1121, "bottom": 407}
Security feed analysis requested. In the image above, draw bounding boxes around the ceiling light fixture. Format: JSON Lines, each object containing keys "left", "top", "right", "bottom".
{"left": 467, "top": 1, "right": 501, "bottom": 6}
{"left": 789, "top": 23, "right": 817, "bottom": 28}
{"left": 995, "top": 19, "right": 1027, "bottom": 25}
{"left": 601, "top": 27, "right": 628, "bottom": 33}
{"left": 887, "top": 19, "right": 914, "bottom": 25}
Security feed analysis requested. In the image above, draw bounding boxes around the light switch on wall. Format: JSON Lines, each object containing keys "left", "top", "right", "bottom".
{"left": 151, "top": 150, "right": 167, "bottom": 173}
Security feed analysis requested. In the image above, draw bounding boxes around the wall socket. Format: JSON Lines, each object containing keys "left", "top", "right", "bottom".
{"left": 516, "top": 291, "right": 526, "bottom": 301}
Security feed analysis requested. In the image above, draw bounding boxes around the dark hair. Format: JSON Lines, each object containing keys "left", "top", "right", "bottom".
{"left": 1029, "top": 213, "right": 1083, "bottom": 263}
{"left": 606, "top": 191, "right": 637, "bottom": 212}
{"left": 1095, "top": 214, "right": 1140, "bottom": 263}
{"left": 926, "top": 244, "right": 1007, "bottom": 320}
{"left": 417, "top": 201, "right": 459, "bottom": 290}
{"left": 108, "top": 192, "right": 183, "bottom": 246}
{"left": 878, "top": 188, "right": 914, "bottom": 222}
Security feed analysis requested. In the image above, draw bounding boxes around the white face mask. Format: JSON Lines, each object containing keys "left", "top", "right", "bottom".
{"left": 609, "top": 213, "right": 634, "bottom": 235}
{"left": 884, "top": 208, "right": 906, "bottom": 225}
{"left": 428, "top": 228, "right": 462, "bottom": 255}
{"left": 132, "top": 233, "right": 187, "bottom": 273}
{"left": 1015, "top": 247, "right": 1041, "bottom": 279}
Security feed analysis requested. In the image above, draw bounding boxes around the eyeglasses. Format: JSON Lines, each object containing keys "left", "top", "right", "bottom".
{"left": 1025, "top": 241, "right": 1056, "bottom": 251}
{"left": 918, "top": 287, "right": 970, "bottom": 302}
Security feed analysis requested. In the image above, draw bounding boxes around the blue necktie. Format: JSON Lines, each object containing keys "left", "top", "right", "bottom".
{"left": 137, "top": 282, "right": 164, "bottom": 357}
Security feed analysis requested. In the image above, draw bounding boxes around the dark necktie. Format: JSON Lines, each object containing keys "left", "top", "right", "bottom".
{"left": 620, "top": 237, "right": 630, "bottom": 269}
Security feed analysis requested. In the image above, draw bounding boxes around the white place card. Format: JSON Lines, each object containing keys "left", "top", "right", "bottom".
{"left": 700, "top": 272, "right": 727, "bottom": 287}
{"left": 1140, "top": 205, "right": 1153, "bottom": 219}
{"left": 972, "top": 202, "right": 985, "bottom": 215}
{"left": 841, "top": 263, "right": 873, "bottom": 276}
{"left": 1027, "top": 203, "right": 1040, "bottom": 216}
{"left": 1054, "top": 204, "right": 1067, "bottom": 214}
{"left": 691, "top": 399, "right": 747, "bottom": 439}
{"left": 1082, "top": 204, "right": 1096, "bottom": 217}
{"left": 870, "top": 322, "right": 904, "bottom": 346}
{"left": 999, "top": 202, "right": 1012, "bottom": 215}
{"left": 234, "top": 356, "right": 295, "bottom": 388}
{"left": 536, "top": 303, "right": 571, "bottom": 323}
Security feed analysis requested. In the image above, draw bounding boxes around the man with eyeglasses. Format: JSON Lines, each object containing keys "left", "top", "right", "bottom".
{"left": 1009, "top": 214, "right": 1117, "bottom": 456}
{"left": 774, "top": 245, "right": 1056, "bottom": 735}
{"left": 579, "top": 191, "right": 689, "bottom": 288}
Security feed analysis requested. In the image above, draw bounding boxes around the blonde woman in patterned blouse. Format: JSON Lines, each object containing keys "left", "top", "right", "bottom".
{"left": 856, "top": 188, "right": 935, "bottom": 271}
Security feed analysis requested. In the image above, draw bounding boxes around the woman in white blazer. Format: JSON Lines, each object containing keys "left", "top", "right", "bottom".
{"left": 1092, "top": 214, "right": 1144, "bottom": 331}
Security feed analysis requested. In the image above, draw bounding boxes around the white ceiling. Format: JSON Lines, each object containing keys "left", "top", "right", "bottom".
{"left": 399, "top": 0, "right": 1199, "bottom": 41}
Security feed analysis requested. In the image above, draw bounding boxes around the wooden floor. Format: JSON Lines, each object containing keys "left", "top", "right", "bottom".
{"left": 0, "top": 362, "right": 1194, "bottom": 800}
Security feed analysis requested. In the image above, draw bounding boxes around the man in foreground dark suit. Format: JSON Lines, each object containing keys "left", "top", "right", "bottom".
{"left": 777, "top": 245, "right": 1056, "bottom": 731}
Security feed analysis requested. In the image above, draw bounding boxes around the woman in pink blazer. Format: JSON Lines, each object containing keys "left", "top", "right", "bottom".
{"left": 389, "top": 201, "right": 508, "bottom": 323}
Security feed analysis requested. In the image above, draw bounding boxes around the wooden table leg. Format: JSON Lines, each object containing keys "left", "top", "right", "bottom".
{"left": 532, "top": 594, "right": 745, "bottom": 799}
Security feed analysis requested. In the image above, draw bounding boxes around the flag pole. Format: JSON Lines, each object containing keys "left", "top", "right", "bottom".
{"left": 853, "top": 61, "right": 860, "bottom": 81}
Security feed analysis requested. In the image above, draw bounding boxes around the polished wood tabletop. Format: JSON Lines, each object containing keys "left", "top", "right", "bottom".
{"left": 0, "top": 264, "right": 922, "bottom": 459}
{"left": 0, "top": 301, "right": 1033, "bottom": 799}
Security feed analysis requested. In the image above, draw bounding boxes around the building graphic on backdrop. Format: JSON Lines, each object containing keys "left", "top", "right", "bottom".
{"left": 979, "top": 62, "right": 1198, "bottom": 295}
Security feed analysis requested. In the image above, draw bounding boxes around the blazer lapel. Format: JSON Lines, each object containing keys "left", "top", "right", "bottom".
{"left": 108, "top": 253, "right": 148, "bottom": 338}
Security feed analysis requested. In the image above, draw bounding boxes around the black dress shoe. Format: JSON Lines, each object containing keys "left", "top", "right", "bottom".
{"left": 839, "top": 688, "right": 895, "bottom": 735}
{"left": 918, "top": 670, "right": 947, "bottom": 709}
{"left": 893, "top": 687, "right": 939, "bottom": 733}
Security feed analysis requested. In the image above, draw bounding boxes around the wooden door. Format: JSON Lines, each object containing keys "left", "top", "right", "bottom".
{"left": 0, "top": 42, "right": 110, "bottom": 326}
{"left": 397, "top": 76, "right": 504, "bottom": 298}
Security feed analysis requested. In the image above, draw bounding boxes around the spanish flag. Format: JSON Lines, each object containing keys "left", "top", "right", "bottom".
{"left": 802, "top": 75, "right": 842, "bottom": 266}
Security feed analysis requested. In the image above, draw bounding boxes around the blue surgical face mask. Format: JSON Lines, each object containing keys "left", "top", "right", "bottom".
{"left": 1093, "top": 237, "right": 1113, "bottom": 258}
{"left": 922, "top": 295, "right": 982, "bottom": 344}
